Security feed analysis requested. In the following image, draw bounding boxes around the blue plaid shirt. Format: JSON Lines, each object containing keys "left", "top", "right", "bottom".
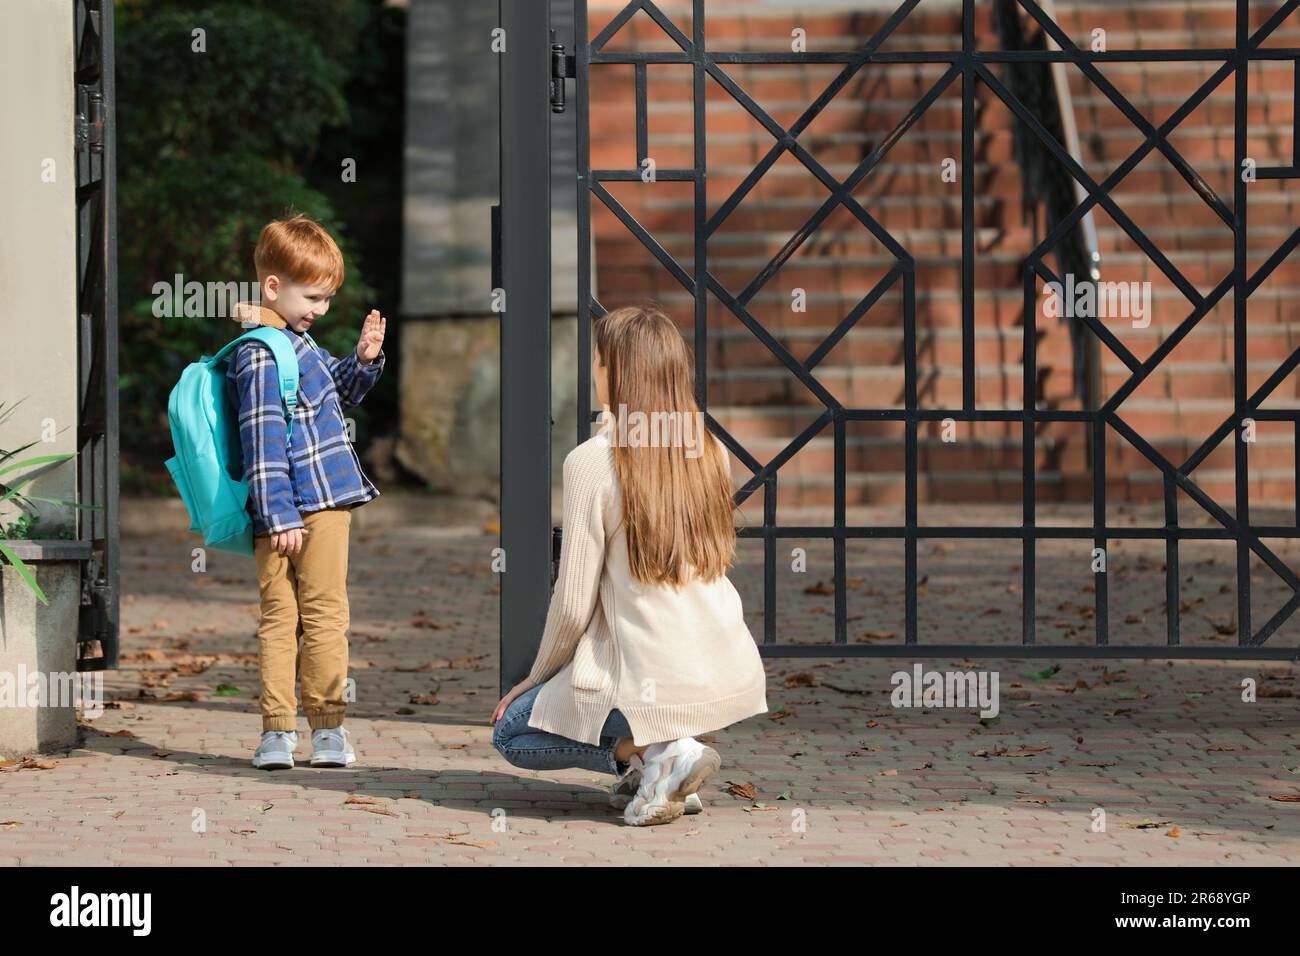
{"left": 225, "top": 327, "right": 385, "bottom": 535}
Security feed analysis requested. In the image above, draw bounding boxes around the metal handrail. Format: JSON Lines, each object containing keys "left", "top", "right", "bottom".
{"left": 1041, "top": 0, "right": 1103, "bottom": 443}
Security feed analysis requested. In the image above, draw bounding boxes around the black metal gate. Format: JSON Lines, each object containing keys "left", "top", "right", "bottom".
{"left": 499, "top": 0, "right": 1300, "bottom": 682}
{"left": 74, "top": 0, "right": 119, "bottom": 670}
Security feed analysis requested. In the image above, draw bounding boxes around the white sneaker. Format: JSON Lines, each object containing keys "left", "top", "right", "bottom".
{"left": 623, "top": 738, "right": 720, "bottom": 826}
{"left": 610, "top": 754, "right": 704, "bottom": 814}
{"left": 252, "top": 730, "right": 298, "bottom": 770}
{"left": 310, "top": 726, "right": 356, "bottom": 767}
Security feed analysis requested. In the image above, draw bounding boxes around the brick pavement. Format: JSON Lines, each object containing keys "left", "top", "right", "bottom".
{"left": 1, "top": 501, "right": 1296, "bottom": 865}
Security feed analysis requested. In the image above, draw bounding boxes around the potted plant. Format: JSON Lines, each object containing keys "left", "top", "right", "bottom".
{"left": 0, "top": 398, "right": 101, "bottom": 604}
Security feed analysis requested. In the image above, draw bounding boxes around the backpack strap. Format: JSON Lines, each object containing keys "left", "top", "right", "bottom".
{"left": 208, "top": 328, "right": 301, "bottom": 443}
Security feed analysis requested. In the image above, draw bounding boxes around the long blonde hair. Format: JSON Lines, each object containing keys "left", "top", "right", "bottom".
{"left": 594, "top": 305, "right": 736, "bottom": 586}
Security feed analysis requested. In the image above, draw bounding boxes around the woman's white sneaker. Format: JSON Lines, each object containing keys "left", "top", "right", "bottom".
{"left": 623, "top": 738, "right": 720, "bottom": 826}
{"left": 611, "top": 755, "right": 704, "bottom": 814}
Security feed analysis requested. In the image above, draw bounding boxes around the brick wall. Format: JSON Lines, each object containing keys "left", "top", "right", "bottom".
{"left": 583, "top": 0, "right": 1300, "bottom": 513}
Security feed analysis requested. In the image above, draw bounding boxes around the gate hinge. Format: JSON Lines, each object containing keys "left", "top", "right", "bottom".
{"left": 75, "top": 84, "right": 106, "bottom": 155}
{"left": 550, "top": 32, "right": 575, "bottom": 114}
{"left": 76, "top": 583, "right": 111, "bottom": 671}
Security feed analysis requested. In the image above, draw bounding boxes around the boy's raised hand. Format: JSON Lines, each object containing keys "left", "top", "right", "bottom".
{"left": 356, "top": 309, "right": 387, "bottom": 365}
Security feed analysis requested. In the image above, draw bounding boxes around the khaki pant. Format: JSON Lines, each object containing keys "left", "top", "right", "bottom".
{"left": 253, "top": 506, "right": 353, "bottom": 732}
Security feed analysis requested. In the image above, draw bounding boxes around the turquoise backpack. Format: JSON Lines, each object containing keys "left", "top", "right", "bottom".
{"left": 164, "top": 327, "right": 303, "bottom": 557}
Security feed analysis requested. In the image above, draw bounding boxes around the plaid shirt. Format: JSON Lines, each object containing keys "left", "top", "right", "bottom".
{"left": 225, "top": 327, "right": 385, "bottom": 535}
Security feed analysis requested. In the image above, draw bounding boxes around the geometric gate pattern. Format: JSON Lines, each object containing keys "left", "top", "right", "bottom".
{"left": 571, "top": 0, "right": 1300, "bottom": 658}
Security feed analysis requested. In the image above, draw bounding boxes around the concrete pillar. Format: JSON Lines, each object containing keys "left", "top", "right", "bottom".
{"left": 0, "top": 0, "right": 82, "bottom": 754}
{"left": 400, "top": 0, "right": 580, "bottom": 500}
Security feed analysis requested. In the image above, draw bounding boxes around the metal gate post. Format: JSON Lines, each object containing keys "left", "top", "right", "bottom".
{"left": 498, "top": 0, "right": 554, "bottom": 695}
{"left": 74, "top": 0, "right": 119, "bottom": 671}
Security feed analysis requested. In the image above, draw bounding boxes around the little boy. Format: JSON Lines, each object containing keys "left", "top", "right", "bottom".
{"left": 225, "top": 214, "right": 387, "bottom": 770}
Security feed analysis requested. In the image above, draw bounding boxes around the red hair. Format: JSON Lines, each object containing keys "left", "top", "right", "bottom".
{"left": 254, "top": 214, "right": 345, "bottom": 289}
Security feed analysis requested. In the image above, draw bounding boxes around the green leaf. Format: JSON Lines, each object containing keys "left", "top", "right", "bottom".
{"left": 1025, "top": 665, "right": 1061, "bottom": 681}
{"left": 0, "top": 438, "right": 42, "bottom": 468}
{"left": 0, "top": 453, "right": 75, "bottom": 477}
{"left": 0, "top": 540, "right": 49, "bottom": 605}
{"left": 1, "top": 477, "right": 37, "bottom": 502}
{"left": 19, "top": 495, "right": 103, "bottom": 511}
{"left": 213, "top": 684, "right": 241, "bottom": 697}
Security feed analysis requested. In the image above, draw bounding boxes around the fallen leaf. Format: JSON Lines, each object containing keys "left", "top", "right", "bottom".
{"left": 1119, "top": 819, "right": 1173, "bottom": 829}
{"left": 1025, "top": 665, "right": 1060, "bottom": 681}
{"left": 803, "top": 581, "right": 835, "bottom": 595}
{"left": 726, "top": 781, "right": 756, "bottom": 800}
{"left": 1166, "top": 827, "right": 1182, "bottom": 838}
{"left": 997, "top": 746, "right": 1050, "bottom": 758}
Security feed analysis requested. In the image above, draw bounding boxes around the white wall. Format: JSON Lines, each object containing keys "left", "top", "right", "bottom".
{"left": 0, "top": 0, "right": 79, "bottom": 538}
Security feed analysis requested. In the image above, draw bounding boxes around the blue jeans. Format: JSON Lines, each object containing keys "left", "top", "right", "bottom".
{"left": 492, "top": 682, "right": 634, "bottom": 777}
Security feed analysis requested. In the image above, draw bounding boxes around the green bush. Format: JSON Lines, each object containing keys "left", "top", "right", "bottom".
{"left": 116, "top": 0, "right": 403, "bottom": 493}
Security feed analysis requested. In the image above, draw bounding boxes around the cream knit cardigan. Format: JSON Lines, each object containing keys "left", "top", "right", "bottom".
{"left": 520, "top": 429, "right": 769, "bottom": 746}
